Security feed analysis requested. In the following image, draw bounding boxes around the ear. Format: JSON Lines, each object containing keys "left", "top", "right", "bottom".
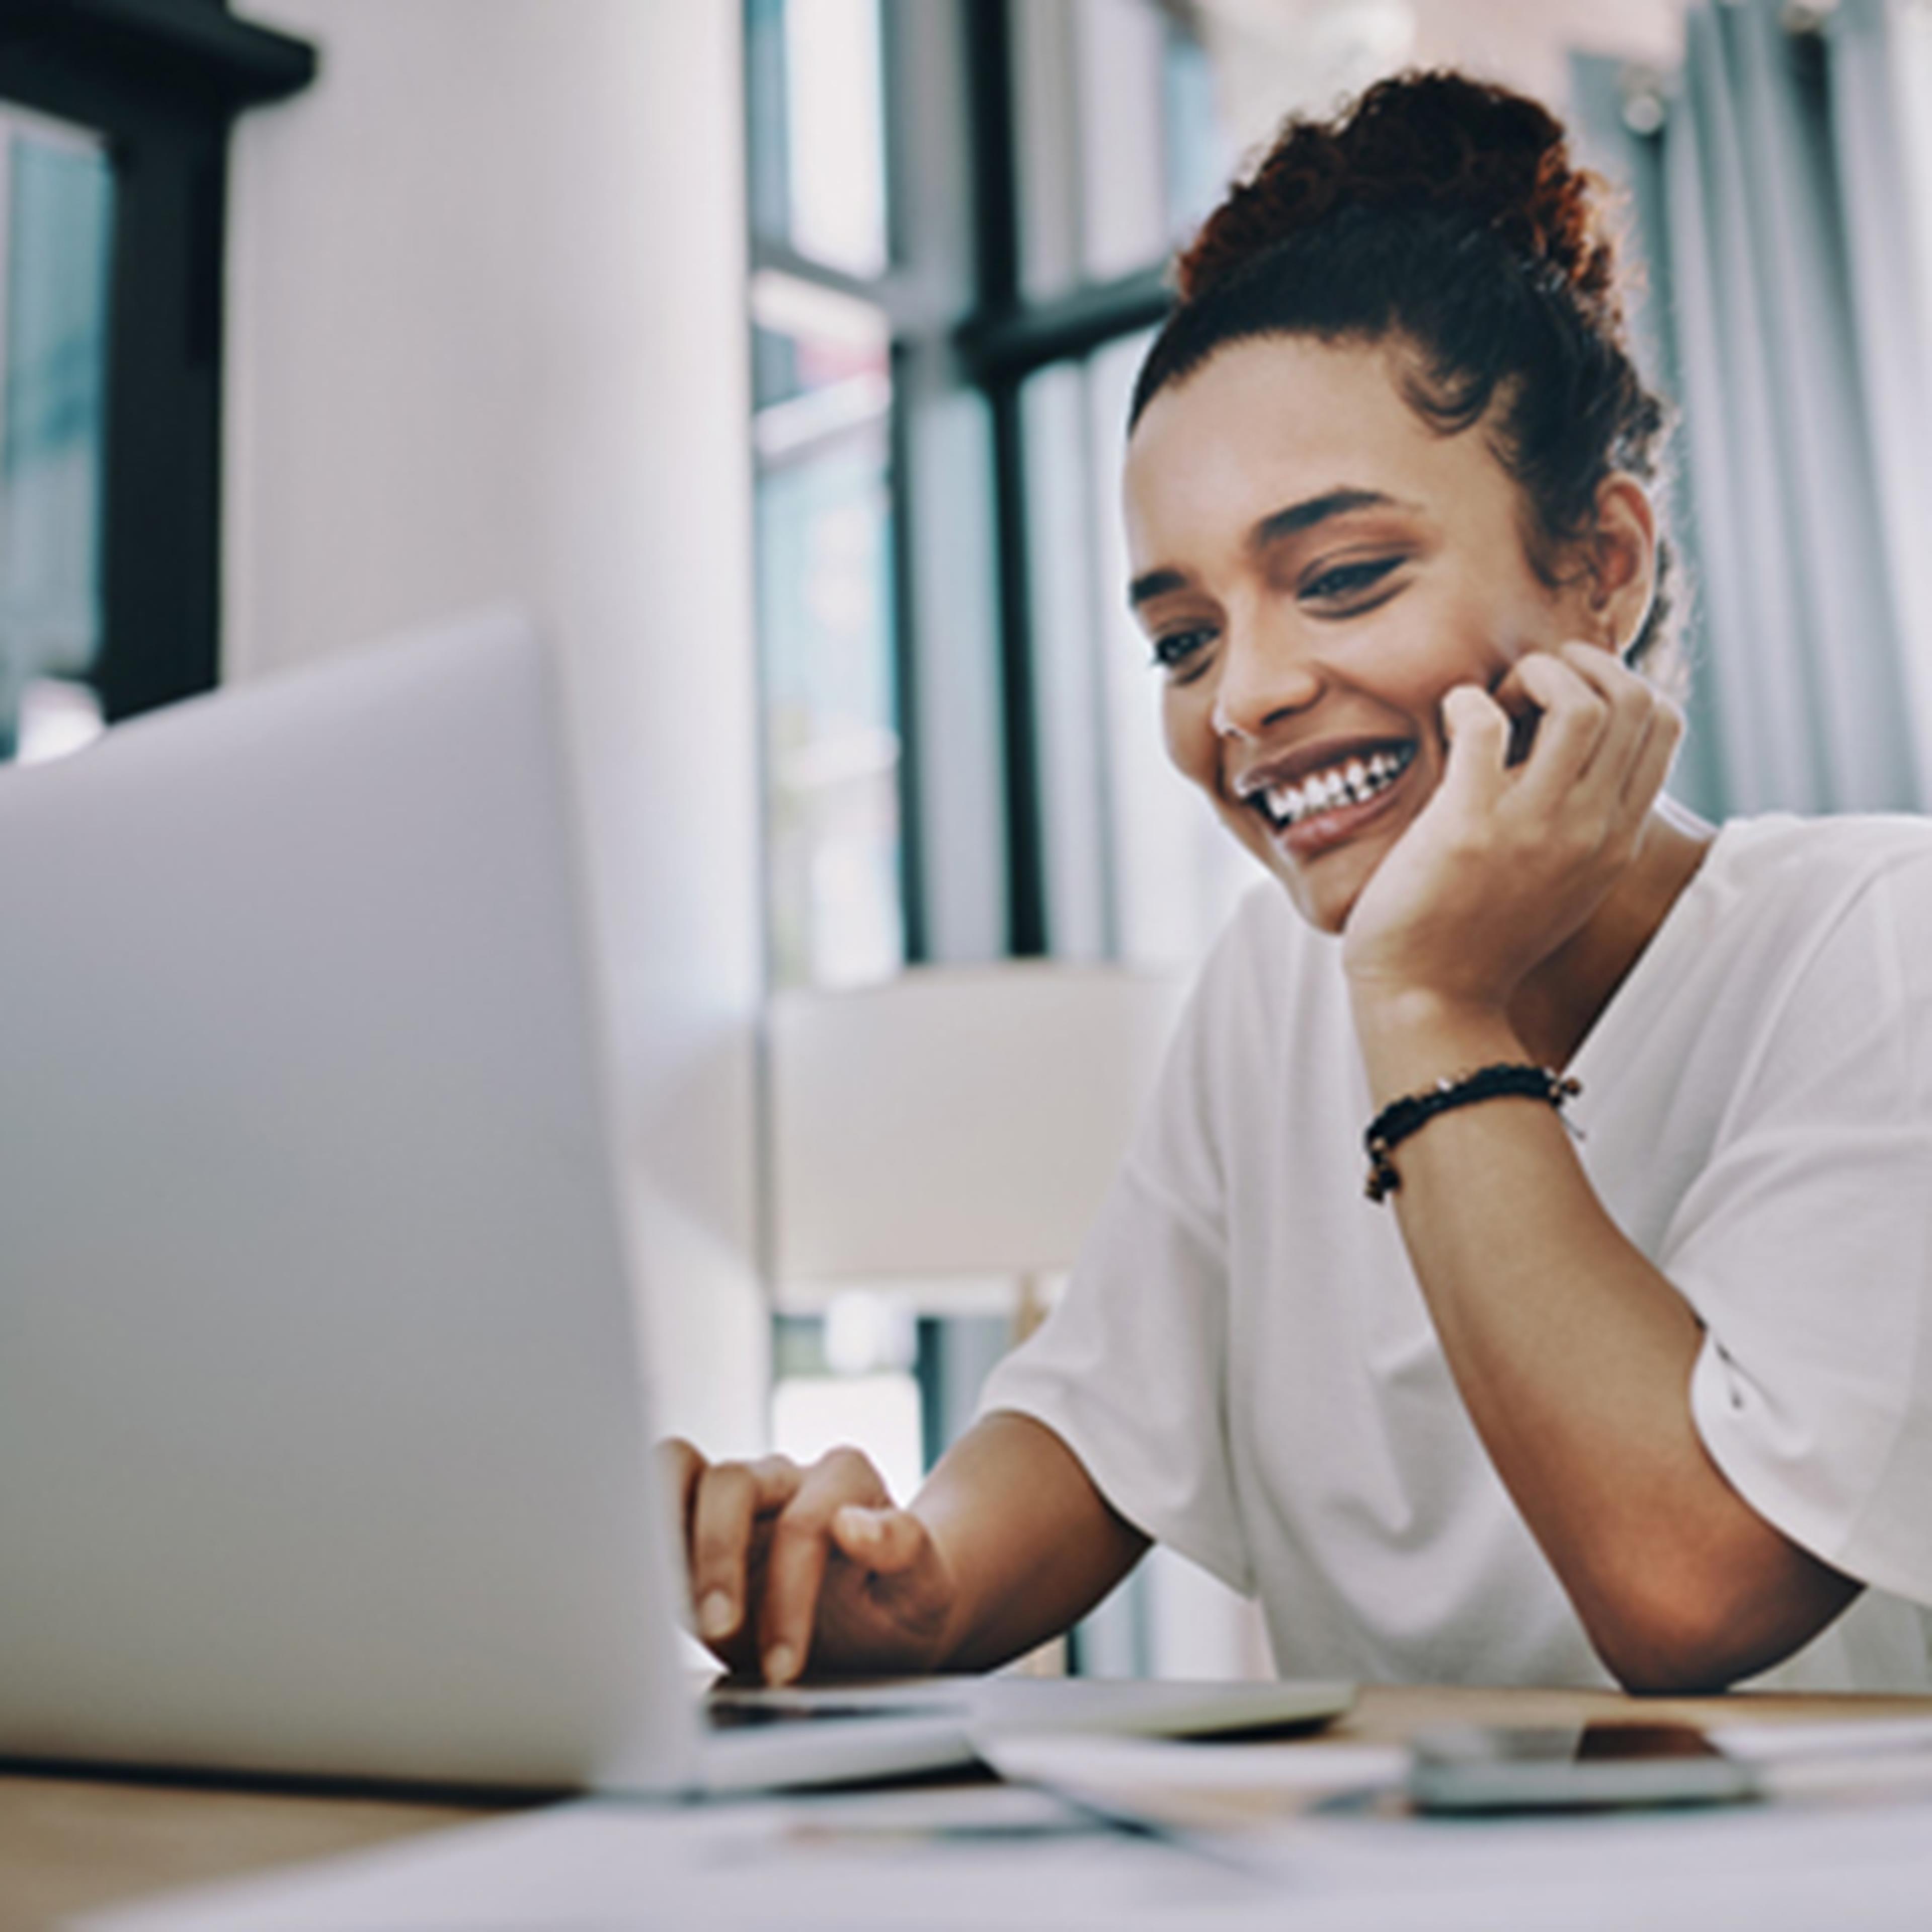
{"left": 1581, "top": 474, "right": 1657, "bottom": 658}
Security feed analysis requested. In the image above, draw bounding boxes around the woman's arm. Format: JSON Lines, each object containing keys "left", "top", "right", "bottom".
{"left": 1352, "top": 993, "right": 1859, "bottom": 1689}
{"left": 662, "top": 1410, "right": 1147, "bottom": 1684}
{"left": 1343, "top": 645, "right": 1859, "bottom": 1689}
{"left": 920, "top": 1411, "right": 1151, "bottom": 1668}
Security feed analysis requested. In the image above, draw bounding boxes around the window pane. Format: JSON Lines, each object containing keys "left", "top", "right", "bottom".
{"left": 746, "top": 0, "right": 890, "bottom": 279}
{"left": 1012, "top": 0, "right": 1081, "bottom": 300}
{"left": 749, "top": 270, "right": 890, "bottom": 435}
{"left": 755, "top": 422, "right": 905, "bottom": 990}
{"left": 770, "top": 1302, "right": 923, "bottom": 1508}
{"left": 1023, "top": 361, "right": 1114, "bottom": 960}
{"left": 771, "top": 1369, "right": 923, "bottom": 1504}
{"left": 1015, "top": 0, "right": 1232, "bottom": 298}
{"left": 1162, "top": 24, "right": 1234, "bottom": 241}
{"left": 1073, "top": 0, "right": 1172, "bottom": 282}
{"left": 0, "top": 114, "right": 112, "bottom": 761}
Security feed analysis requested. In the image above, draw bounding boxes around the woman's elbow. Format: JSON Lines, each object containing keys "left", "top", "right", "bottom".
{"left": 1595, "top": 1616, "right": 1745, "bottom": 1696}
{"left": 1583, "top": 1546, "right": 1864, "bottom": 1696}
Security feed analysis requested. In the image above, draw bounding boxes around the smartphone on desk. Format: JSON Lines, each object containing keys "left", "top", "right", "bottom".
{"left": 1408, "top": 1722, "right": 1762, "bottom": 1815}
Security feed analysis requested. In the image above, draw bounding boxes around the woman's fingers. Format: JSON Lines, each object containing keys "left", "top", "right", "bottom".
{"left": 1493, "top": 645, "right": 1675, "bottom": 826}
{"left": 1577, "top": 646, "right": 1683, "bottom": 814}
{"left": 756, "top": 1448, "right": 891, "bottom": 1685}
{"left": 1436, "top": 682, "right": 1513, "bottom": 807}
{"left": 1345, "top": 641, "right": 1680, "bottom": 1008}
{"left": 688, "top": 1454, "right": 804, "bottom": 1648}
{"left": 1446, "top": 643, "right": 1664, "bottom": 814}
{"left": 1542, "top": 645, "right": 1682, "bottom": 855}
{"left": 1557, "top": 641, "right": 1670, "bottom": 783}
{"left": 1491, "top": 649, "right": 1612, "bottom": 798}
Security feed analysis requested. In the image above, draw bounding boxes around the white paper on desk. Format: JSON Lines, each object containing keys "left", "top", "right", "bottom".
{"left": 1709, "top": 1715, "right": 1932, "bottom": 1801}
{"left": 1712, "top": 1715, "right": 1932, "bottom": 1761}
{"left": 981, "top": 1731, "right": 1407, "bottom": 1834}
{"left": 80, "top": 1773, "right": 1932, "bottom": 1932}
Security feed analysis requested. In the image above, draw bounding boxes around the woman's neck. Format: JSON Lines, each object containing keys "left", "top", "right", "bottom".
{"left": 1507, "top": 797, "right": 1715, "bottom": 1071}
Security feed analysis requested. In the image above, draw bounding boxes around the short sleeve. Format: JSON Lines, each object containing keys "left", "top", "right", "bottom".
{"left": 1673, "top": 855, "right": 1932, "bottom": 1606}
{"left": 976, "top": 939, "right": 1254, "bottom": 1595}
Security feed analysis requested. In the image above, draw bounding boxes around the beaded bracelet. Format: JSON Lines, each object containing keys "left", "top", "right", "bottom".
{"left": 1363, "top": 1063, "right": 1582, "bottom": 1203}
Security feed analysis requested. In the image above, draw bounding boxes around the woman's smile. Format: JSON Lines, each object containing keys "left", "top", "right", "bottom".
{"left": 1235, "top": 737, "right": 1418, "bottom": 852}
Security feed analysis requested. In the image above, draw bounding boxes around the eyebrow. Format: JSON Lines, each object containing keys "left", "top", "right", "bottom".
{"left": 1250, "top": 487, "right": 1404, "bottom": 551}
{"left": 1126, "top": 487, "right": 1412, "bottom": 608}
{"left": 1127, "top": 567, "right": 1189, "bottom": 607}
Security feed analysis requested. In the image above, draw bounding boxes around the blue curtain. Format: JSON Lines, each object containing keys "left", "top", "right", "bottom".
{"left": 1574, "top": 0, "right": 1932, "bottom": 820}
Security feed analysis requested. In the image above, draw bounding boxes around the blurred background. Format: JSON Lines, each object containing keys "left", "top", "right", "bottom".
{"left": 7, "top": 0, "right": 1930, "bottom": 1677}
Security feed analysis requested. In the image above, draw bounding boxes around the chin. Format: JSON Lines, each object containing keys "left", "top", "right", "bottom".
{"left": 1294, "top": 879, "right": 1357, "bottom": 937}
{"left": 1264, "top": 848, "right": 1369, "bottom": 938}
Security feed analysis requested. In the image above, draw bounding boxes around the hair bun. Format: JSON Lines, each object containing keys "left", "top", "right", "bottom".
{"left": 1177, "top": 70, "right": 1620, "bottom": 324}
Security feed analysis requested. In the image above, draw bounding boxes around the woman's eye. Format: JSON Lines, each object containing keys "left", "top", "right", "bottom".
{"left": 1149, "top": 627, "right": 1215, "bottom": 673}
{"left": 1299, "top": 556, "right": 1404, "bottom": 605}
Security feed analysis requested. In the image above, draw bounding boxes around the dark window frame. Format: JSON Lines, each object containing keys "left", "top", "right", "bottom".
{"left": 0, "top": 0, "right": 316, "bottom": 727}
{"left": 955, "top": 0, "right": 1173, "bottom": 958}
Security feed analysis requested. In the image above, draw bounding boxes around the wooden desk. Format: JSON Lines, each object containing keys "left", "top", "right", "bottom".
{"left": 10, "top": 1685, "right": 1932, "bottom": 1930}
{"left": 0, "top": 1775, "right": 491, "bottom": 1932}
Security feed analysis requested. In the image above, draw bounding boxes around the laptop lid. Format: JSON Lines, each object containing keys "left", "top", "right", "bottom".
{"left": 0, "top": 613, "right": 698, "bottom": 1792}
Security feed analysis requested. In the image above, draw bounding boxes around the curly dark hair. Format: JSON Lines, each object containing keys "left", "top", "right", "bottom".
{"left": 1131, "top": 71, "right": 1678, "bottom": 679}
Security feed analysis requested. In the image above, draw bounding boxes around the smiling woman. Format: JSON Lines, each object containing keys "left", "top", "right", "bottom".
{"left": 665, "top": 69, "right": 1932, "bottom": 1701}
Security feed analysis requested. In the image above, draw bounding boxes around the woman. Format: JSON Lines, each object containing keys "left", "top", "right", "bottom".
{"left": 665, "top": 72, "right": 1932, "bottom": 1695}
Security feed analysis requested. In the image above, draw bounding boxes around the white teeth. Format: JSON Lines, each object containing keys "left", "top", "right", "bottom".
{"left": 1251, "top": 745, "right": 1413, "bottom": 829}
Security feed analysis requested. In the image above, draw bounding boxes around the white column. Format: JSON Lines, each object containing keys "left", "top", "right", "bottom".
{"left": 224, "top": 0, "right": 769, "bottom": 1450}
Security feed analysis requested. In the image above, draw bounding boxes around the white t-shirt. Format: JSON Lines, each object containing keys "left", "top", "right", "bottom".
{"left": 980, "top": 815, "right": 1932, "bottom": 1691}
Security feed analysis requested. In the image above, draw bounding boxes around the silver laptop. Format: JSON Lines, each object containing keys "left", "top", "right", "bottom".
{"left": 0, "top": 614, "right": 1346, "bottom": 1795}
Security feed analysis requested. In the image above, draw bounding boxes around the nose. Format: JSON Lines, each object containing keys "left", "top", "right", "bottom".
{"left": 1208, "top": 613, "right": 1325, "bottom": 741}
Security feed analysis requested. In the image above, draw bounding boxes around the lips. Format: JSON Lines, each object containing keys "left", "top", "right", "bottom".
{"left": 1234, "top": 740, "right": 1417, "bottom": 833}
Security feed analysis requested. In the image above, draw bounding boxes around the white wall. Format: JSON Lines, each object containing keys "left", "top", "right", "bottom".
{"left": 225, "top": 0, "right": 769, "bottom": 1452}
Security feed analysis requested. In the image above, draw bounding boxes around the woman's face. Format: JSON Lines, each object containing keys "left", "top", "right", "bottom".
{"left": 1123, "top": 334, "right": 1607, "bottom": 935}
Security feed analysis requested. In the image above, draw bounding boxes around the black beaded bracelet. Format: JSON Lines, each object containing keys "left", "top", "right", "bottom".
{"left": 1363, "top": 1063, "right": 1582, "bottom": 1203}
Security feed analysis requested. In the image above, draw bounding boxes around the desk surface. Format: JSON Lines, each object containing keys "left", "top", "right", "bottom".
{"left": 9, "top": 1683, "right": 1932, "bottom": 1931}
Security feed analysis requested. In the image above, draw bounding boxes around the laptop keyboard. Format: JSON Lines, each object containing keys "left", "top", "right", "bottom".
{"left": 704, "top": 1699, "right": 953, "bottom": 1732}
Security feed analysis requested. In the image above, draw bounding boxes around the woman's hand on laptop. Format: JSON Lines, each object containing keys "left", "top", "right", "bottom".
{"left": 659, "top": 1438, "right": 959, "bottom": 1686}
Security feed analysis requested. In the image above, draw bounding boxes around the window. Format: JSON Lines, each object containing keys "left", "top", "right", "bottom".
{"left": 0, "top": 0, "right": 315, "bottom": 756}
{"left": 0, "top": 108, "right": 111, "bottom": 761}
{"left": 747, "top": 0, "right": 906, "bottom": 992}
{"left": 751, "top": 271, "right": 904, "bottom": 990}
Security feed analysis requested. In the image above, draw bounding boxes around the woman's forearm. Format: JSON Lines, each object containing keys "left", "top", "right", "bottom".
{"left": 1352, "top": 990, "right": 1860, "bottom": 1689}
{"left": 913, "top": 1410, "right": 1148, "bottom": 1671}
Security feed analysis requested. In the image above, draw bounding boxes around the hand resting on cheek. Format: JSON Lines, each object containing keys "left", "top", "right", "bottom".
{"left": 1339, "top": 640, "right": 1684, "bottom": 1022}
